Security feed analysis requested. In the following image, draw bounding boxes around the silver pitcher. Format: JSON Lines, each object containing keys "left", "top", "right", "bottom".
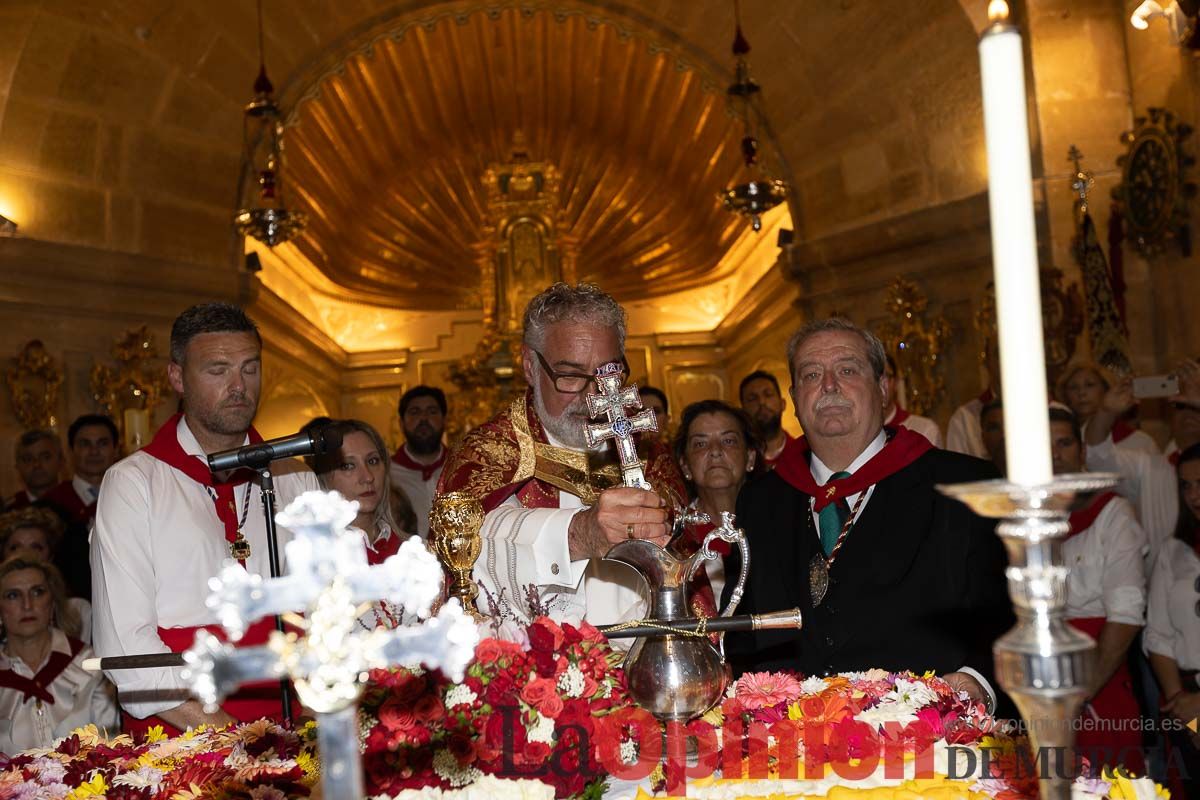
{"left": 604, "top": 511, "right": 750, "bottom": 721}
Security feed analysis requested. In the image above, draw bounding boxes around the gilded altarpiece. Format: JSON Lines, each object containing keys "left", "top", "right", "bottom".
{"left": 449, "top": 138, "right": 581, "bottom": 440}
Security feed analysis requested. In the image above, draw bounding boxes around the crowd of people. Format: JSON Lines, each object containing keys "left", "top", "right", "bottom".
{"left": 0, "top": 289, "right": 1195, "bottom": 794}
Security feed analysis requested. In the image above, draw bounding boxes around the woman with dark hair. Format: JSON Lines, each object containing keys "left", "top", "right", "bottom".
{"left": 0, "top": 556, "right": 117, "bottom": 754}
{"left": 1146, "top": 442, "right": 1200, "bottom": 795}
{"left": 672, "top": 400, "right": 761, "bottom": 606}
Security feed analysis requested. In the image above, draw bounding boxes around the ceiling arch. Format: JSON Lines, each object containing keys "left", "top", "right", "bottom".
{"left": 279, "top": 4, "right": 778, "bottom": 309}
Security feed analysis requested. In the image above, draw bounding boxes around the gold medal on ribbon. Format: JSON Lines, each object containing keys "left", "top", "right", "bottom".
{"left": 230, "top": 532, "right": 252, "bottom": 561}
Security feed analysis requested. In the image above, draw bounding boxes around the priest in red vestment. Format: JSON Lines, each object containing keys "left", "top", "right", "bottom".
{"left": 438, "top": 283, "right": 715, "bottom": 628}
{"left": 725, "top": 318, "right": 1013, "bottom": 716}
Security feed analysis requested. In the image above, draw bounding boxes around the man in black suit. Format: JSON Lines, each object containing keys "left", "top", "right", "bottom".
{"left": 725, "top": 318, "right": 1012, "bottom": 713}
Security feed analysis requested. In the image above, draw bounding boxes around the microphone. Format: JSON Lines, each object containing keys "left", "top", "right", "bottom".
{"left": 207, "top": 425, "right": 343, "bottom": 473}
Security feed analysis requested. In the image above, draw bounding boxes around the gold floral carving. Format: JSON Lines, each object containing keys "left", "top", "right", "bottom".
{"left": 90, "top": 327, "right": 170, "bottom": 449}
{"left": 6, "top": 341, "right": 62, "bottom": 430}
{"left": 876, "top": 277, "right": 950, "bottom": 416}
{"left": 974, "top": 272, "right": 1082, "bottom": 389}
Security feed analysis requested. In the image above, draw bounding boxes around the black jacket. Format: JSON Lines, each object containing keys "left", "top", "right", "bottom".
{"left": 724, "top": 447, "right": 1013, "bottom": 698}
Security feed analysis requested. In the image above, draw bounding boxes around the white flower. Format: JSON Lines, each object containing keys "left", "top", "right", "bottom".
{"left": 799, "top": 676, "right": 829, "bottom": 695}
{"left": 557, "top": 664, "right": 586, "bottom": 698}
{"left": 445, "top": 684, "right": 478, "bottom": 708}
{"left": 883, "top": 677, "right": 939, "bottom": 709}
{"left": 359, "top": 713, "right": 379, "bottom": 751}
{"left": 432, "top": 748, "right": 483, "bottom": 788}
{"left": 29, "top": 757, "right": 66, "bottom": 783}
{"left": 619, "top": 739, "right": 638, "bottom": 764}
{"left": 113, "top": 766, "right": 165, "bottom": 791}
{"left": 526, "top": 713, "right": 556, "bottom": 744}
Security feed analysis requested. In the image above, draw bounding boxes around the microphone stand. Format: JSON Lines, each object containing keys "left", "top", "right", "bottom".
{"left": 256, "top": 464, "right": 293, "bottom": 726}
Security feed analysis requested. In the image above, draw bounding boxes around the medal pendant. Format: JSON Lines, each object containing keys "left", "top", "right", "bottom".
{"left": 230, "top": 534, "right": 252, "bottom": 561}
{"left": 809, "top": 553, "right": 830, "bottom": 607}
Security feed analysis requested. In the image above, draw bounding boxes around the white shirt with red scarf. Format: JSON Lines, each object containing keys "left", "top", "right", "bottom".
{"left": 1063, "top": 493, "right": 1147, "bottom": 625}
{"left": 0, "top": 628, "right": 118, "bottom": 755}
{"left": 91, "top": 416, "right": 320, "bottom": 720}
{"left": 1145, "top": 537, "right": 1200, "bottom": 673}
{"left": 389, "top": 445, "right": 446, "bottom": 537}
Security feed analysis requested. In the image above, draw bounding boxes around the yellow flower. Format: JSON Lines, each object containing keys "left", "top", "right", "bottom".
{"left": 145, "top": 725, "right": 168, "bottom": 744}
{"left": 701, "top": 705, "right": 724, "bottom": 727}
{"left": 66, "top": 773, "right": 107, "bottom": 799}
{"left": 1109, "top": 773, "right": 1170, "bottom": 799}
{"left": 296, "top": 749, "right": 320, "bottom": 784}
{"left": 787, "top": 702, "right": 803, "bottom": 721}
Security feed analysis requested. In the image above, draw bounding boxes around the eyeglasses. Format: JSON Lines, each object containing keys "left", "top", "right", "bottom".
{"left": 533, "top": 350, "right": 629, "bottom": 394}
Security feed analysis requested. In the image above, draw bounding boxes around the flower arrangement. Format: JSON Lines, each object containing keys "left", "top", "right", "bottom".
{"left": 0, "top": 719, "right": 317, "bottom": 800}
{"left": 360, "top": 616, "right": 631, "bottom": 800}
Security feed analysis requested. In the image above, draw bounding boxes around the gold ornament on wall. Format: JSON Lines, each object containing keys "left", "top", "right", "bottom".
{"left": 6, "top": 341, "right": 62, "bottom": 430}
{"left": 1038, "top": 266, "right": 1085, "bottom": 389}
{"left": 90, "top": 327, "right": 170, "bottom": 452}
{"left": 1113, "top": 107, "right": 1196, "bottom": 258}
{"left": 876, "top": 277, "right": 950, "bottom": 416}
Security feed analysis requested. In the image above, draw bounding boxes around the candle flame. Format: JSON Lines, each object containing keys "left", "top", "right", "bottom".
{"left": 987, "top": 0, "right": 1010, "bottom": 23}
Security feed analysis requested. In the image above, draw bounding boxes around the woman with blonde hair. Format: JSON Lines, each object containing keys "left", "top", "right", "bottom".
{"left": 313, "top": 419, "right": 410, "bottom": 561}
{"left": 0, "top": 507, "right": 92, "bottom": 641}
{"left": 1058, "top": 361, "right": 1160, "bottom": 457}
{"left": 0, "top": 555, "right": 117, "bottom": 755}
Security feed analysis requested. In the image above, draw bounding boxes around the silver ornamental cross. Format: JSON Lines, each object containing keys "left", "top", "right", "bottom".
{"left": 584, "top": 361, "right": 658, "bottom": 489}
{"left": 180, "top": 491, "right": 479, "bottom": 800}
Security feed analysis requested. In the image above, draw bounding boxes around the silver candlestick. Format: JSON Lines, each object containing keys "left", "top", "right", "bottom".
{"left": 938, "top": 472, "right": 1118, "bottom": 800}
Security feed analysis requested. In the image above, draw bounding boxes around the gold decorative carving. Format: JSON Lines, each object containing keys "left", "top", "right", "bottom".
{"left": 974, "top": 272, "right": 1082, "bottom": 389}
{"left": 876, "top": 277, "right": 950, "bottom": 416}
{"left": 1038, "top": 267, "right": 1085, "bottom": 388}
{"left": 449, "top": 135, "right": 578, "bottom": 436}
{"left": 90, "top": 327, "right": 171, "bottom": 451}
{"left": 6, "top": 341, "right": 62, "bottom": 430}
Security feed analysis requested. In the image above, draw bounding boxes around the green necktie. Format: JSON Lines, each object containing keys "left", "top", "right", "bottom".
{"left": 817, "top": 471, "right": 852, "bottom": 556}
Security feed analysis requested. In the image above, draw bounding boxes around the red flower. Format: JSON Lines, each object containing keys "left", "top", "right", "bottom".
{"left": 379, "top": 698, "right": 419, "bottom": 734}
{"left": 521, "top": 677, "right": 560, "bottom": 712}
{"left": 528, "top": 618, "right": 565, "bottom": 652}
{"left": 484, "top": 673, "right": 517, "bottom": 705}
{"left": 414, "top": 694, "right": 445, "bottom": 724}
{"left": 447, "top": 732, "right": 477, "bottom": 766}
{"left": 561, "top": 623, "right": 584, "bottom": 646}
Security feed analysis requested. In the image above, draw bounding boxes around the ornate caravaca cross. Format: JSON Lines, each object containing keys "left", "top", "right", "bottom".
{"left": 584, "top": 361, "right": 658, "bottom": 490}
{"left": 181, "top": 492, "right": 479, "bottom": 800}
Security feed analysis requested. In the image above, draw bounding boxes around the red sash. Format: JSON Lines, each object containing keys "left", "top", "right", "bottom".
{"left": 142, "top": 413, "right": 263, "bottom": 568}
{"left": 41, "top": 482, "right": 96, "bottom": 525}
{"left": 979, "top": 388, "right": 995, "bottom": 405}
{"left": 1110, "top": 420, "right": 1136, "bottom": 444}
{"left": 1068, "top": 617, "right": 1144, "bottom": 773}
{"left": 121, "top": 619, "right": 295, "bottom": 738}
{"left": 1169, "top": 450, "right": 1180, "bottom": 467}
{"left": 888, "top": 407, "right": 911, "bottom": 427}
{"left": 775, "top": 427, "right": 934, "bottom": 512}
{"left": 1066, "top": 492, "right": 1119, "bottom": 539}
{"left": 762, "top": 432, "right": 796, "bottom": 468}
{"left": 0, "top": 637, "right": 84, "bottom": 705}
{"left": 391, "top": 446, "right": 446, "bottom": 482}
{"left": 366, "top": 528, "right": 402, "bottom": 565}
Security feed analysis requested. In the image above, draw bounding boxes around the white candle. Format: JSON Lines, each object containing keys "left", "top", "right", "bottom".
{"left": 978, "top": 3, "right": 1053, "bottom": 485}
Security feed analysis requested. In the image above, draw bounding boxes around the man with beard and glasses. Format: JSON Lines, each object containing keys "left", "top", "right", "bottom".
{"left": 389, "top": 385, "right": 448, "bottom": 537}
{"left": 91, "top": 303, "right": 319, "bottom": 736}
{"left": 725, "top": 318, "right": 1012, "bottom": 716}
{"left": 739, "top": 370, "right": 794, "bottom": 469}
{"left": 438, "top": 283, "right": 697, "bottom": 627}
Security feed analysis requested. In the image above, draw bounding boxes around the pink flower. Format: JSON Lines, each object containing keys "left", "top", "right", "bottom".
{"left": 736, "top": 672, "right": 803, "bottom": 709}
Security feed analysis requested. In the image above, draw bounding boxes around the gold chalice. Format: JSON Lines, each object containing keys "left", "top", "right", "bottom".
{"left": 429, "top": 492, "right": 486, "bottom": 619}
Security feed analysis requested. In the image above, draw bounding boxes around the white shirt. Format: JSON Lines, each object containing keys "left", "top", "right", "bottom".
{"left": 471, "top": 429, "right": 647, "bottom": 630}
{"left": 1062, "top": 496, "right": 1147, "bottom": 625}
{"left": 884, "top": 408, "right": 943, "bottom": 449}
{"left": 91, "top": 416, "right": 320, "bottom": 719}
{"left": 946, "top": 396, "right": 988, "bottom": 459}
{"left": 1085, "top": 436, "right": 1179, "bottom": 568}
{"left": 389, "top": 445, "right": 445, "bottom": 537}
{"left": 0, "top": 628, "right": 118, "bottom": 755}
{"left": 1145, "top": 538, "right": 1200, "bottom": 671}
{"left": 71, "top": 475, "right": 100, "bottom": 506}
